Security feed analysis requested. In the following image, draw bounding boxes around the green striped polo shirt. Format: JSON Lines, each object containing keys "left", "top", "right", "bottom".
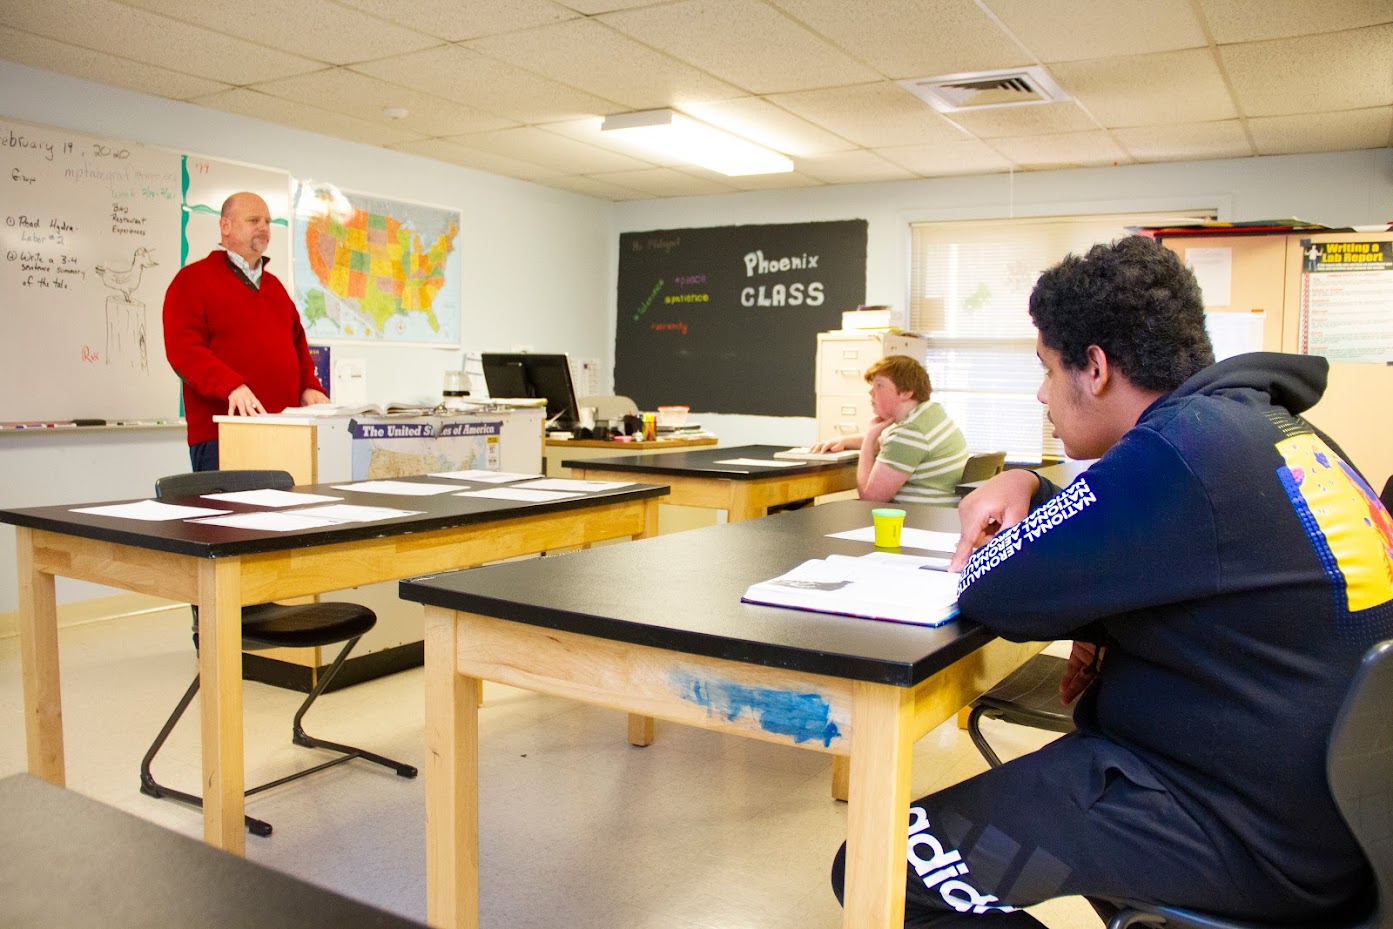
{"left": 877, "top": 401, "right": 969, "bottom": 506}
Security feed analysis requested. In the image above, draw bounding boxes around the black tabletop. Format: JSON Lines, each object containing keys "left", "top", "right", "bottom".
{"left": 0, "top": 774, "right": 426, "bottom": 929}
{"left": 560, "top": 443, "right": 855, "bottom": 480}
{"left": 401, "top": 500, "right": 992, "bottom": 687}
{"left": 0, "top": 475, "right": 668, "bottom": 559}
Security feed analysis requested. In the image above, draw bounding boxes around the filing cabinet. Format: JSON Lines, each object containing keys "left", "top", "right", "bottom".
{"left": 815, "top": 330, "right": 928, "bottom": 443}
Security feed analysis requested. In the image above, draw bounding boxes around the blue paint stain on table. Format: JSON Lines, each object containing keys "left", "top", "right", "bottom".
{"left": 671, "top": 671, "right": 840, "bottom": 747}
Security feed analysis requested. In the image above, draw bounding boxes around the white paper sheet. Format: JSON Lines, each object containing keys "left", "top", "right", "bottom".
{"left": 71, "top": 500, "right": 232, "bottom": 521}
{"left": 715, "top": 458, "right": 800, "bottom": 467}
{"left": 514, "top": 478, "right": 631, "bottom": 492}
{"left": 827, "top": 525, "right": 962, "bottom": 553}
{"left": 455, "top": 487, "right": 580, "bottom": 502}
{"left": 189, "top": 511, "right": 345, "bottom": 531}
{"left": 288, "top": 504, "right": 423, "bottom": 522}
{"left": 199, "top": 489, "right": 343, "bottom": 507}
{"left": 428, "top": 470, "right": 541, "bottom": 484}
{"left": 330, "top": 480, "right": 460, "bottom": 496}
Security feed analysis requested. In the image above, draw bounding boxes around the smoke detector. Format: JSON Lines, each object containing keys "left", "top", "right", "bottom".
{"left": 900, "top": 66, "right": 1070, "bottom": 113}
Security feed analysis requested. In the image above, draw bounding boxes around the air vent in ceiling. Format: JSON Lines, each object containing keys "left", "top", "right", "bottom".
{"left": 900, "top": 66, "right": 1070, "bottom": 113}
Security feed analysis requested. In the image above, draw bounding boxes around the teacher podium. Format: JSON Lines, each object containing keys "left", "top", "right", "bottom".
{"left": 214, "top": 408, "right": 545, "bottom": 691}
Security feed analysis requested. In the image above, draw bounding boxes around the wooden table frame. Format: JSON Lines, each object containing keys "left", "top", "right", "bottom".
{"left": 14, "top": 493, "right": 660, "bottom": 856}
{"left": 421, "top": 606, "right": 1040, "bottom": 929}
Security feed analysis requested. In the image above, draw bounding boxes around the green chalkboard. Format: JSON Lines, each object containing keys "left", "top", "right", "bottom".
{"left": 615, "top": 220, "right": 867, "bottom": 417}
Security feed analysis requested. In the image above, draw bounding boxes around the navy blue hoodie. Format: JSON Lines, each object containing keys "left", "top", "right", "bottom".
{"left": 957, "top": 352, "right": 1393, "bottom": 907}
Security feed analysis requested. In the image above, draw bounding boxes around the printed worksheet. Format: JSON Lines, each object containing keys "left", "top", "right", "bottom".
{"left": 199, "top": 489, "right": 343, "bottom": 507}
{"left": 70, "top": 500, "right": 231, "bottom": 521}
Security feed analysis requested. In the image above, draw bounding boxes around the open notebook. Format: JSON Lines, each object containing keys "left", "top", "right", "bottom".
{"left": 741, "top": 552, "right": 959, "bottom": 627}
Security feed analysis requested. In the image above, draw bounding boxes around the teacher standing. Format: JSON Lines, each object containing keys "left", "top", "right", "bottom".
{"left": 163, "top": 192, "right": 328, "bottom": 471}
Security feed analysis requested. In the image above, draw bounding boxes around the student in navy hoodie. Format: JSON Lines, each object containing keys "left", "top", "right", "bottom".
{"left": 830, "top": 234, "right": 1393, "bottom": 926}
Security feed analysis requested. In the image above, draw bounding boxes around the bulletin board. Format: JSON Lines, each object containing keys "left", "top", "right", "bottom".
{"left": 0, "top": 116, "right": 291, "bottom": 423}
{"left": 614, "top": 220, "right": 867, "bottom": 417}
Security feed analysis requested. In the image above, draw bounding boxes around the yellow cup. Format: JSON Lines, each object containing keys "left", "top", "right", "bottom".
{"left": 871, "top": 507, "right": 906, "bottom": 548}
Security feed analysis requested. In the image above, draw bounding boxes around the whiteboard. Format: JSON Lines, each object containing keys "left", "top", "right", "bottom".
{"left": 0, "top": 117, "right": 290, "bottom": 422}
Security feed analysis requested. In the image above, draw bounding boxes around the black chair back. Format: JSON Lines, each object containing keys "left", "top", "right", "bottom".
{"left": 155, "top": 470, "right": 294, "bottom": 498}
{"left": 1379, "top": 476, "right": 1393, "bottom": 514}
{"left": 1327, "top": 638, "right": 1393, "bottom": 929}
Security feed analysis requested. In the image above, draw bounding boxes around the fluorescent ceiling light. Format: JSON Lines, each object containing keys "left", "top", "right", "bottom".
{"left": 601, "top": 109, "right": 794, "bottom": 176}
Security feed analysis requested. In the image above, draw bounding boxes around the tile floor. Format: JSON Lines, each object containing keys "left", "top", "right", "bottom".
{"left": 0, "top": 607, "right": 1101, "bottom": 928}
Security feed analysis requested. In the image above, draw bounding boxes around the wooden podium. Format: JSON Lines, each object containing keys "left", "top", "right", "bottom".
{"left": 215, "top": 408, "right": 545, "bottom": 690}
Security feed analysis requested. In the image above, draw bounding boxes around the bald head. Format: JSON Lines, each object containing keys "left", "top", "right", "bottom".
{"left": 219, "top": 192, "right": 272, "bottom": 264}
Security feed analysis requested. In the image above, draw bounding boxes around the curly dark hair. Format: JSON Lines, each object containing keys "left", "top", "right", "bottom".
{"left": 1028, "top": 235, "right": 1214, "bottom": 392}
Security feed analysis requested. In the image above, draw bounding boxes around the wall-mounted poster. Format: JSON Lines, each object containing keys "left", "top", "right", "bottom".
{"left": 615, "top": 220, "right": 868, "bottom": 417}
{"left": 292, "top": 180, "right": 462, "bottom": 346}
{"left": 1300, "top": 240, "right": 1393, "bottom": 363}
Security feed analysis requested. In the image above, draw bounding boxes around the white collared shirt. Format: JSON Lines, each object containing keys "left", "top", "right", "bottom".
{"left": 224, "top": 248, "right": 264, "bottom": 288}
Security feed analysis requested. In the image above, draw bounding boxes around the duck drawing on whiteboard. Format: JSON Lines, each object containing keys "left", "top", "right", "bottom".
{"left": 96, "top": 246, "right": 158, "bottom": 302}
{"left": 98, "top": 247, "right": 156, "bottom": 372}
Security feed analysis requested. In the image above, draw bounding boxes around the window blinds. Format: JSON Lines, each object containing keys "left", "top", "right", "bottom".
{"left": 908, "top": 211, "right": 1214, "bottom": 462}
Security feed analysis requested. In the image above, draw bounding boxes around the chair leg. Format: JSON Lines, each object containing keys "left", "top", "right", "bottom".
{"left": 287, "top": 636, "right": 418, "bottom": 779}
{"left": 966, "top": 704, "right": 1005, "bottom": 768}
{"left": 139, "top": 673, "right": 274, "bottom": 837}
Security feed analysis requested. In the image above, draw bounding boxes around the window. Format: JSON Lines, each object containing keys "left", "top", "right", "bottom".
{"left": 908, "top": 211, "right": 1215, "bottom": 462}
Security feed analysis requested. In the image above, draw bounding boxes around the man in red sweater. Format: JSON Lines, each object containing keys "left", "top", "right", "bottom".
{"left": 163, "top": 192, "right": 328, "bottom": 470}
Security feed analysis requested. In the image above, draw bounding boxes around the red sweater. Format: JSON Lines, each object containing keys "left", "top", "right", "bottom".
{"left": 163, "top": 250, "right": 323, "bottom": 445}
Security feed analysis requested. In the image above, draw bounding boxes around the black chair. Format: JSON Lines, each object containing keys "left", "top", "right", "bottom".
{"left": 139, "top": 469, "right": 417, "bottom": 837}
{"left": 1106, "top": 638, "right": 1393, "bottom": 929}
{"left": 967, "top": 653, "right": 1077, "bottom": 768}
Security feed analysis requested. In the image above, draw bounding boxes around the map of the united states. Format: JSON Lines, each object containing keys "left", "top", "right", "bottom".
{"left": 292, "top": 182, "right": 461, "bottom": 344}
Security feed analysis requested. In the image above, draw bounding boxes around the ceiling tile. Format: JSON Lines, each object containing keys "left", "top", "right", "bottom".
{"left": 719, "top": 170, "right": 825, "bottom": 192}
{"left": 114, "top": 0, "right": 441, "bottom": 65}
{"left": 556, "top": 0, "right": 657, "bottom": 13}
{"left": 388, "top": 138, "right": 562, "bottom": 182}
{"left": 1196, "top": 0, "right": 1393, "bottom": 43}
{"left": 1111, "top": 120, "right": 1253, "bottom": 162}
{"left": 945, "top": 101, "right": 1101, "bottom": 139}
{"left": 681, "top": 97, "right": 856, "bottom": 156}
{"left": 1222, "top": 24, "right": 1393, "bottom": 117}
{"left": 585, "top": 167, "right": 739, "bottom": 197}
{"left": 1051, "top": 49, "right": 1236, "bottom": 127}
{"left": 351, "top": 44, "right": 617, "bottom": 123}
{"left": 250, "top": 68, "right": 517, "bottom": 137}
{"left": 330, "top": 0, "right": 578, "bottom": 43}
{"left": 768, "top": 82, "right": 970, "bottom": 147}
{"left": 769, "top": 0, "right": 1030, "bottom": 79}
{"left": 0, "top": 25, "right": 231, "bottom": 99}
{"left": 598, "top": 0, "right": 881, "bottom": 94}
{"left": 1249, "top": 107, "right": 1393, "bottom": 155}
{"left": 464, "top": 19, "right": 742, "bottom": 111}
{"left": 193, "top": 88, "right": 429, "bottom": 147}
{"left": 877, "top": 139, "right": 1018, "bottom": 176}
{"left": 0, "top": 0, "right": 322, "bottom": 84}
{"left": 441, "top": 126, "right": 652, "bottom": 173}
{"left": 986, "top": 0, "right": 1207, "bottom": 62}
{"left": 536, "top": 173, "right": 654, "bottom": 200}
{"left": 793, "top": 150, "right": 917, "bottom": 184}
{"left": 987, "top": 130, "right": 1133, "bottom": 170}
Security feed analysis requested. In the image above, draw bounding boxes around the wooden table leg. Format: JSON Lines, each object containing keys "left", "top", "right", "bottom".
{"left": 726, "top": 484, "right": 764, "bottom": 522}
{"left": 198, "top": 558, "right": 246, "bottom": 855}
{"left": 425, "top": 606, "right": 480, "bottom": 929}
{"left": 627, "top": 496, "right": 662, "bottom": 745}
{"left": 831, "top": 755, "right": 850, "bottom": 801}
{"left": 843, "top": 680, "right": 913, "bottom": 929}
{"left": 16, "top": 527, "right": 65, "bottom": 785}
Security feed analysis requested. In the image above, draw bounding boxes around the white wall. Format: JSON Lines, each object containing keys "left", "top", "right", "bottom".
{"left": 0, "top": 59, "right": 615, "bottom": 613}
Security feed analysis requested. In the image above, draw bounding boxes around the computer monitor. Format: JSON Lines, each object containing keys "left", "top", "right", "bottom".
{"left": 480, "top": 353, "right": 581, "bottom": 429}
